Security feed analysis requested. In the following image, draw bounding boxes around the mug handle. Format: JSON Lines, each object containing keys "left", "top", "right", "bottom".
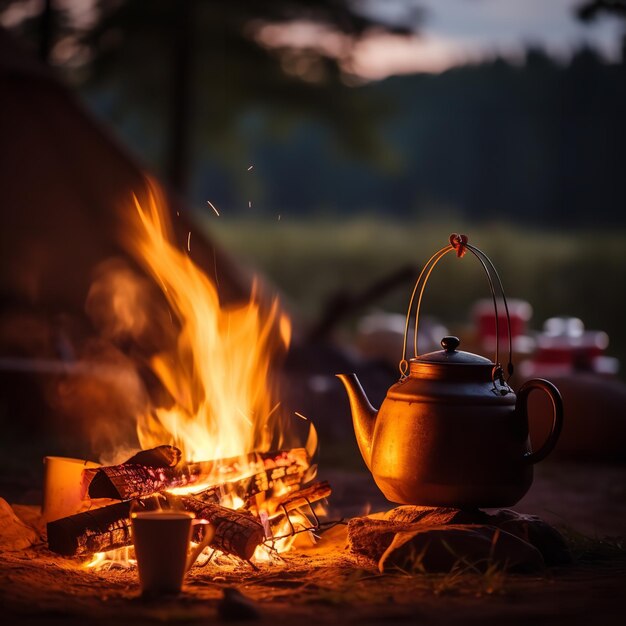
{"left": 186, "top": 520, "right": 215, "bottom": 572}
{"left": 518, "top": 378, "right": 564, "bottom": 465}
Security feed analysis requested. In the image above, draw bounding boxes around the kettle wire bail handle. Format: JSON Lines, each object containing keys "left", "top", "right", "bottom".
{"left": 399, "top": 234, "right": 515, "bottom": 383}
{"left": 465, "top": 243, "right": 515, "bottom": 383}
{"left": 519, "top": 378, "right": 564, "bottom": 465}
{"left": 399, "top": 243, "right": 455, "bottom": 377}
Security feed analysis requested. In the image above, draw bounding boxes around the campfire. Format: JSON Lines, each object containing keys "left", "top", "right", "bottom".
{"left": 42, "top": 179, "right": 331, "bottom": 569}
{"left": 1, "top": 183, "right": 621, "bottom": 622}
{"left": 0, "top": 170, "right": 607, "bottom": 621}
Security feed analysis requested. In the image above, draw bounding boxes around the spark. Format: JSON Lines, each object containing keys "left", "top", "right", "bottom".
{"left": 176, "top": 210, "right": 180, "bottom": 216}
{"left": 187, "top": 231, "right": 191, "bottom": 252}
{"left": 247, "top": 165, "right": 254, "bottom": 171}
{"left": 295, "top": 411, "right": 308, "bottom": 421}
{"left": 249, "top": 201, "right": 252, "bottom": 208}
{"left": 207, "top": 200, "right": 220, "bottom": 216}
{"left": 278, "top": 214, "right": 281, "bottom": 221}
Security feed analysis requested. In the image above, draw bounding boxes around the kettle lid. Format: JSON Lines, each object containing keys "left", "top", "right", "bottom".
{"left": 415, "top": 336, "right": 493, "bottom": 365}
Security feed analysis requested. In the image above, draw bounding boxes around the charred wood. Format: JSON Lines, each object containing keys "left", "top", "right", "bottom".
{"left": 49, "top": 448, "right": 313, "bottom": 559}
{"left": 84, "top": 445, "right": 182, "bottom": 499}
{"left": 47, "top": 501, "right": 134, "bottom": 557}
{"left": 265, "top": 481, "right": 332, "bottom": 538}
{"left": 181, "top": 498, "right": 265, "bottom": 561}
{"left": 192, "top": 459, "right": 308, "bottom": 507}
{"left": 274, "top": 480, "right": 331, "bottom": 512}
{"left": 86, "top": 448, "right": 309, "bottom": 501}
{"left": 47, "top": 496, "right": 265, "bottom": 560}
{"left": 123, "top": 445, "right": 181, "bottom": 468}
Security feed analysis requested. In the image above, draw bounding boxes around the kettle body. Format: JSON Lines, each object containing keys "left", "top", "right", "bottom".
{"left": 338, "top": 235, "right": 564, "bottom": 508}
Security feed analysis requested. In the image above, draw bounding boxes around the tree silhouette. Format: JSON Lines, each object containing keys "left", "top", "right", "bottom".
{"left": 0, "top": 0, "right": 422, "bottom": 194}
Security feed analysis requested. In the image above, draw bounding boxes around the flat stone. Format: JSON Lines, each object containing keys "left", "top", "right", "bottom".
{"left": 348, "top": 516, "right": 545, "bottom": 573}
{"left": 0, "top": 498, "right": 38, "bottom": 551}
{"left": 348, "top": 506, "right": 571, "bottom": 573}
{"left": 482, "top": 508, "right": 571, "bottom": 565}
{"left": 383, "top": 506, "right": 570, "bottom": 565}
{"left": 385, "top": 505, "right": 487, "bottom": 525}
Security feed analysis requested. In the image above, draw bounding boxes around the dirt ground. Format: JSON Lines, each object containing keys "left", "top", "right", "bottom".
{"left": 1, "top": 463, "right": 625, "bottom": 626}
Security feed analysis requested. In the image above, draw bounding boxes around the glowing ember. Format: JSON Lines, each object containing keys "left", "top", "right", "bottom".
{"left": 86, "top": 546, "right": 136, "bottom": 570}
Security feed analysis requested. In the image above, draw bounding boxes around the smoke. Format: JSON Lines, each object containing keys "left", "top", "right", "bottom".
{"left": 49, "top": 258, "right": 178, "bottom": 463}
{"left": 48, "top": 338, "right": 148, "bottom": 463}
{"left": 86, "top": 258, "right": 177, "bottom": 351}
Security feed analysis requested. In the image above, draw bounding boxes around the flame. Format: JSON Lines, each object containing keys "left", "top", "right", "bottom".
{"left": 124, "top": 180, "right": 290, "bottom": 463}
{"left": 253, "top": 509, "right": 319, "bottom": 562}
{"left": 83, "top": 179, "right": 318, "bottom": 572}
{"left": 85, "top": 546, "right": 136, "bottom": 570}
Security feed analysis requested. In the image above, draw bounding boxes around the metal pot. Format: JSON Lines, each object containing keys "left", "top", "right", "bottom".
{"left": 337, "top": 234, "right": 564, "bottom": 508}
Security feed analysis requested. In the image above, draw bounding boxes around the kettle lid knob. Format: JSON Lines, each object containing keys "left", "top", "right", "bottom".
{"left": 441, "top": 336, "right": 460, "bottom": 352}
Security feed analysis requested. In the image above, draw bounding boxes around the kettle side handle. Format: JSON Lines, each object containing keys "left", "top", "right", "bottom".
{"left": 518, "top": 378, "right": 564, "bottom": 465}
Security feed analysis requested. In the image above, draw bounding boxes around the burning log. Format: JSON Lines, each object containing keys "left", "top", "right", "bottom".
{"left": 46, "top": 482, "right": 326, "bottom": 560}
{"left": 181, "top": 498, "right": 265, "bottom": 561}
{"left": 83, "top": 444, "right": 184, "bottom": 500}
{"left": 122, "top": 445, "right": 182, "bottom": 468}
{"left": 48, "top": 448, "right": 316, "bottom": 559}
{"left": 274, "top": 480, "right": 331, "bottom": 512}
{"left": 86, "top": 448, "right": 309, "bottom": 501}
{"left": 86, "top": 464, "right": 189, "bottom": 501}
{"left": 48, "top": 458, "right": 313, "bottom": 558}
{"left": 47, "top": 498, "right": 264, "bottom": 560}
{"left": 265, "top": 481, "right": 332, "bottom": 539}
{"left": 192, "top": 457, "right": 309, "bottom": 506}
{"left": 47, "top": 501, "right": 134, "bottom": 557}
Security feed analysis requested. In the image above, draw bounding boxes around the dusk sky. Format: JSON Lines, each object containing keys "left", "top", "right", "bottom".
{"left": 352, "top": 0, "right": 625, "bottom": 77}
{"left": 1, "top": 0, "right": 623, "bottom": 78}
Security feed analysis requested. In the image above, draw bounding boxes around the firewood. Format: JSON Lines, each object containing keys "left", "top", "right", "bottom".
{"left": 86, "top": 464, "right": 185, "bottom": 500}
{"left": 181, "top": 498, "right": 265, "bottom": 561}
{"left": 49, "top": 449, "right": 312, "bottom": 558}
{"left": 192, "top": 459, "right": 308, "bottom": 507}
{"left": 123, "top": 445, "right": 181, "bottom": 468}
{"left": 47, "top": 501, "right": 134, "bottom": 556}
{"left": 264, "top": 481, "right": 332, "bottom": 539}
{"left": 86, "top": 448, "right": 309, "bottom": 501}
{"left": 274, "top": 480, "right": 332, "bottom": 512}
{"left": 47, "top": 496, "right": 265, "bottom": 560}
{"left": 84, "top": 444, "right": 182, "bottom": 499}
{"left": 47, "top": 463, "right": 306, "bottom": 558}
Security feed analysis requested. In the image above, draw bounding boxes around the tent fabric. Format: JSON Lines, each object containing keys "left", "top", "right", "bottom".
{"left": 0, "top": 28, "right": 253, "bottom": 348}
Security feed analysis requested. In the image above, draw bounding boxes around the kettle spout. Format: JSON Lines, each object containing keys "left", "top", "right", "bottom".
{"left": 336, "top": 373, "right": 378, "bottom": 471}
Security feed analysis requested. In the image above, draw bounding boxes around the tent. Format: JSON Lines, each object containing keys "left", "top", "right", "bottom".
{"left": 0, "top": 29, "right": 274, "bottom": 467}
{"left": 0, "top": 29, "right": 253, "bottom": 327}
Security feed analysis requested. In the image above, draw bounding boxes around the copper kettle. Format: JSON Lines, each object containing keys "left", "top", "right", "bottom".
{"left": 337, "top": 235, "right": 564, "bottom": 508}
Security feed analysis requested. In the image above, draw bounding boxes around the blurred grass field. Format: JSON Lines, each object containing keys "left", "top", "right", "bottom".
{"left": 202, "top": 215, "right": 626, "bottom": 374}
